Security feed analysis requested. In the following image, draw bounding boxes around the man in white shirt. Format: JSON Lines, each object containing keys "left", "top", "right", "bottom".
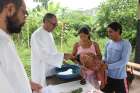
{"left": 31, "top": 13, "right": 72, "bottom": 87}
{"left": 0, "top": 0, "right": 42, "bottom": 93}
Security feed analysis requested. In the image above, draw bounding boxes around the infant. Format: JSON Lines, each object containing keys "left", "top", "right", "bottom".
{"left": 79, "top": 53, "right": 107, "bottom": 89}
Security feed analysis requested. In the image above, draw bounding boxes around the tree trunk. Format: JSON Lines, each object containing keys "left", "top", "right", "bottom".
{"left": 135, "top": 0, "right": 140, "bottom": 64}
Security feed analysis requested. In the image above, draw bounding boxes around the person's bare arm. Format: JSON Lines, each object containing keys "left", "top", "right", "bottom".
{"left": 70, "top": 42, "right": 79, "bottom": 63}
{"left": 94, "top": 42, "right": 102, "bottom": 60}
{"left": 64, "top": 53, "right": 73, "bottom": 60}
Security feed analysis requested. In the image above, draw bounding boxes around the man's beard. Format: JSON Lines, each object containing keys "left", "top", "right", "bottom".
{"left": 6, "top": 16, "right": 24, "bottom": 34}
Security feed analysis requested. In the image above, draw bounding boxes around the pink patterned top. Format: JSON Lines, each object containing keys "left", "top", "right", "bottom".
{"left": 76, "top": 43, "right": 100, "bottom": 88}
{"left": 77, "top": 44, "right": 97, "bottom": 55}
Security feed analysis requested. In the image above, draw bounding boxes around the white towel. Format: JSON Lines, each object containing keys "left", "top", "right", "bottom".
{"left": 58, "top": 69, "right": 73, "bottom": 75}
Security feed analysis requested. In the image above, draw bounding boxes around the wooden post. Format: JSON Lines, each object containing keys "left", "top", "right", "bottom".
{"left": 135, "top": 0, "right": 140, "bottom": 64}
{"left": 139, "top": 0, "right": 140, "bottom": 19}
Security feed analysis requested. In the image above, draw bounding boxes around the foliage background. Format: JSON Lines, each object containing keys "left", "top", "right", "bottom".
{"left": 14, "top": 0, "right": 137, "bottom": 77}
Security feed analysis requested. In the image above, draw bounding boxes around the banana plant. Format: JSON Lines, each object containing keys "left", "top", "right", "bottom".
{"left": 33, "top": 0, "right": 50, "bottom": 8}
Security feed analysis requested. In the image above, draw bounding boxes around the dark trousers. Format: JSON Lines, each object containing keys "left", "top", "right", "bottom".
{"left": 101, "top": 76, "right": 129, "bottom": 93}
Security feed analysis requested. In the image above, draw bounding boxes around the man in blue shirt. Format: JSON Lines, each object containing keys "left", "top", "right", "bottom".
{"left": 102, "top": 22, "right": 132, "bottom": 93}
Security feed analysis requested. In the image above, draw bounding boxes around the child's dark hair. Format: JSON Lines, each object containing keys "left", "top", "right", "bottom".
{"left": 78, "top": 25, "right": 91, "bottom": 39}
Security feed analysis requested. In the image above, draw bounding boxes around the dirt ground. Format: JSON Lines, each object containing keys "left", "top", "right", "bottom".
{"left": 129, "top": 77, "right": 140, "bottom": 93}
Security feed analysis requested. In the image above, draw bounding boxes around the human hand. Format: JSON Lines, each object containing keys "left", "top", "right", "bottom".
{"left": 64, "top": 53, "right": 74, "bottom": 60}
{"left": 30, "top": 81, "right": 42, "bottom": 93}
{"left": 63, "top": 60, "right": 69, "bottom": 64}
{"left": 100, "top": 63, "right": 108, "bottom": 70}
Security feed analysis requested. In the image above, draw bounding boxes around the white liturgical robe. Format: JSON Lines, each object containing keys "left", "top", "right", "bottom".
{"left": 0, "top": 29, "right": 32, "bottom": 93}
{"left": 31, "top": 27, "right": 64, "bottom": 87}
{"left": 0, "top": 68, "right": 14, "bottom": 93}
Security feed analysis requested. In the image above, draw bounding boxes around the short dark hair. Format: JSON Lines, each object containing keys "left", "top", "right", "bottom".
{"left": 0, "top": 0, "right": 22, "bottom": 13}
{"left": 78, "top": 25, "right": 91, "bottom": 35}
{"left": 43, "top": 13, "right": 56, "bottom": 23}
{"left": 107, "top": 22, "right": 122, "bottom": 35}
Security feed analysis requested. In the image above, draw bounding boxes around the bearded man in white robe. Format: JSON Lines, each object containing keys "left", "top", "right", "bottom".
{"left": 0, "top": 0, "right": 42, "bottom": 93}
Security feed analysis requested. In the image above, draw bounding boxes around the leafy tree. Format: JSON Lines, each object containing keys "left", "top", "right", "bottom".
{"left": 14, "top": 2, "right": 94, "bottom": 48}
{"left": 94, "top": 0, "right": 137, "bottom": 50}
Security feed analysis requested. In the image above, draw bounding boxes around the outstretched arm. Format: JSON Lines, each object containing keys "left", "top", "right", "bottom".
{"left": 70, "top": 42, "right": 79, "bottom": 64}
